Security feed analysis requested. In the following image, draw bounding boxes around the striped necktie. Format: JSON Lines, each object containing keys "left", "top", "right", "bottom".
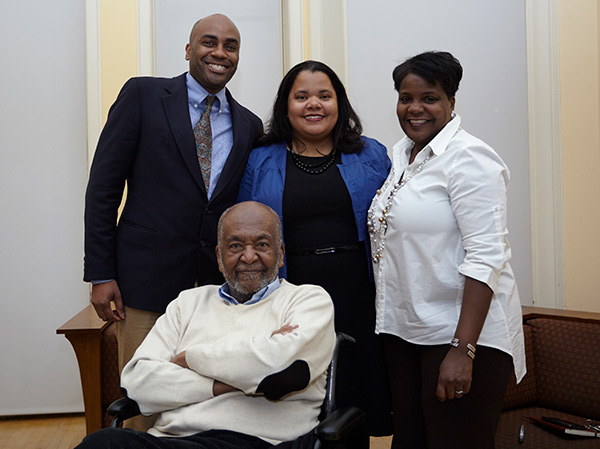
{"left": 194, "top": 95, "right": 216, "bottom": 192}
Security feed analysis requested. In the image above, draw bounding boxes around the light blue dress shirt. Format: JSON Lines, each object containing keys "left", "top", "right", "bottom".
{"left": 218, "top": 278, "right": 282, "bottom": 305}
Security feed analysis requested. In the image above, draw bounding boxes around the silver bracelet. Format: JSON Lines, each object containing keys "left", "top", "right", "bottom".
{"left": 450, "top": 338, "right": 476, "bottom": 360}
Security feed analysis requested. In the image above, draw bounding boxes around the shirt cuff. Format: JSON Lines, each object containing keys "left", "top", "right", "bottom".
{"left": 458, "top": 264, "right": 501, "bottom": 293}
{"left": 91, "top": 279, "right": 114, "bottom": 285}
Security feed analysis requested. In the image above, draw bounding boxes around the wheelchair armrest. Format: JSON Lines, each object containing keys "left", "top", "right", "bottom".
{"left": 107, "top": 396, "right": 141, "bottom": 428}
{"left": 314, "top": 406, "right": 365, "bottom": 441}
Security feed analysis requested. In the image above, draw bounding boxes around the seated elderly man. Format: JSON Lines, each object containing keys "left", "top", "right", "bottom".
{"left": 77, "top": 201, "right": 336, "bottom": 449}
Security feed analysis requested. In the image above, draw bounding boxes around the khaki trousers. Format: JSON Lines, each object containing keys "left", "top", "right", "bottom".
{"left": 116, "top": 305, "right": 161, "bottom": 431}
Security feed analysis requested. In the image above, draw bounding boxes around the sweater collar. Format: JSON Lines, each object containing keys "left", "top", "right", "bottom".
{"left": 219, "top": 278, "right": 281, "bottom": 305}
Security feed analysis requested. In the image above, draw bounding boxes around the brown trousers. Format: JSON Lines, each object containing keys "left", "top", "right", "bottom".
{"left": 382, "top": 334, "right": 512, "bottom": 449}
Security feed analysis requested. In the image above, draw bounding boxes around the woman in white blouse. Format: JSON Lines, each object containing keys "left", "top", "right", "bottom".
{"left": 368, "top": 51, "right": 525, "bottom": 449}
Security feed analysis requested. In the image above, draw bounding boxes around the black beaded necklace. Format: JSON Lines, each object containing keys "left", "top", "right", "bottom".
{"left": 288, "top": 146, "right": 337, "bottom": 175}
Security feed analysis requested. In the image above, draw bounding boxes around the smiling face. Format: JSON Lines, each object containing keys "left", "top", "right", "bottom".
{"left": 185, "top": 14, "right": 240, "bottom": 94}
{"left": 287, "top": 70, "right": 339, "bottom": 149}
{"left": 216, "top": 202, "right": 284, "bottom": 303}
{"left": 396, "top": 73, "right": 455, "bottom": 154}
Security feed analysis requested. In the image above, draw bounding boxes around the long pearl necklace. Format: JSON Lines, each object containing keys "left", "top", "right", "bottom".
{"left": 367, "top": 149, "right": 436, "bottom": 264}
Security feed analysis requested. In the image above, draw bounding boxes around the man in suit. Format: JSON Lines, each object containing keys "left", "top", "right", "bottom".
{"left": 83, "top": 14, "right": 263, "bottom": 391}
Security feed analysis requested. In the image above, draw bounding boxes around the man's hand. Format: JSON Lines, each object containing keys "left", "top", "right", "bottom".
{"left": 171, "top": 353, "right": 239, "bottom": 396}
{"left": 213, "top": 380, "right": 240, "bottom": 396}
{"left": 170, "top": 351, "right": 189, "bottom": 369}
{"left": 271, "top": 322, "right": 298, "bottom": 337}
{"left": 90, "top": 281, "right": 125, "bottom": 321}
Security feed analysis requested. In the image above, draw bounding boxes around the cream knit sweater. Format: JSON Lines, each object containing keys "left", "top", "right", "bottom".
{"left": 121, "top": 280, "right": 336, "bottom": 444}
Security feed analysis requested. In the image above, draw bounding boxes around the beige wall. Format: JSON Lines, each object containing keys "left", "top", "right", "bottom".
{"left": 558, "top": 0, "right": 600, "bottom": 312}
{"left": 99, "top": 0, "right": 138, "bottom": 122}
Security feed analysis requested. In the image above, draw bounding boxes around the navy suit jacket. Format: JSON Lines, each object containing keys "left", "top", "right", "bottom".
{"left": 84, "top": 73, "right": 263, "bottom": 313}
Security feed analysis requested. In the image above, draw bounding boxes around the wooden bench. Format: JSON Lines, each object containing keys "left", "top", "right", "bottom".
{"left": 57, "top": 305, "right": 120, "bottom": 434}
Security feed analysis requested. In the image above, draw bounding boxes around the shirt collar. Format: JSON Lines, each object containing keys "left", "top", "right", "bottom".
{"left": 394, "top": 113, "right": 462, "bottom": 162}
{"left": 186, "top": 72, "right": 229, "bottom": 113}
{"left": 426, "top": 112, "right": 461, "bottom": 157}
{"left": 218, "top": 278, "right": 281, "bottom": 306}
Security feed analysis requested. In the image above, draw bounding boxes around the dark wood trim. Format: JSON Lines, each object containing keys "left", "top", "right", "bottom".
{"left": 57, "top": 305, "right": 111, "bottom": 434}
{"left": 522, "top": 305, "right": 600, "bottom": 324}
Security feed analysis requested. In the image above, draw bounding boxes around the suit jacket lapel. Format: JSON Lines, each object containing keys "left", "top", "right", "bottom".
{"left": 210, "top": 89, "right": 252, "bottom": 202}
{"left": 163, "top": 73, "right": 206, "bottom": 193}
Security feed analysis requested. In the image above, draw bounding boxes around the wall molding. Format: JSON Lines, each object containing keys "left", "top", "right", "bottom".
{"left": 525, "top": 0, "right": 565, "bottom": 308}
{"left": 137, "top": 0, "right": 155, "bottom": 76}
{"left": 281, "top": 0, "right": 348, "bottom": 85}
{"left": 85, "top": 0, "right": 102, "bottom": 168}
{"left": 281, "top": 0, "right": 306, "bottom": 72}
{"left": 85, "top": 0, "right": 155, "bottom": 168}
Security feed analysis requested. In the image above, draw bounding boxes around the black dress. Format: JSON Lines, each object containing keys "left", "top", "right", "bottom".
{"left": 283, "top": 151, "right": 392, "bottom": 439}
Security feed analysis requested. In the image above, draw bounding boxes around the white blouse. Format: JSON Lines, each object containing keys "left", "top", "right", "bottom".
{"left": 369, "top": 115, "right": 525, "bottom": 382}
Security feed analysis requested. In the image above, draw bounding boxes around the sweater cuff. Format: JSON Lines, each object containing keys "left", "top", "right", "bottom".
{"left": 185, "top": 345, "right": 257, "bottom": 394}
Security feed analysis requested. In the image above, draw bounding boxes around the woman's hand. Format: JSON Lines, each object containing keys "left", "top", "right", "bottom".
{"left": 436, "top": 347, "right": 473, "bottom": 401}
{"left": 437, "top": 276, "right": 493, "bottom": 401}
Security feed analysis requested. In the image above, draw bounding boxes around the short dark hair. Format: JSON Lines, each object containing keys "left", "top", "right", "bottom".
{"left": 392, "top": 51, "right": 463, "bottom": 99}
{"left": 257, "top": 60, "right": 364, "bottom": 154}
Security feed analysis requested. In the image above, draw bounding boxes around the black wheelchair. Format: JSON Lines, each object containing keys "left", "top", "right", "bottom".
{"left": 107, "top": 333, "right": 365, "bottom": 449}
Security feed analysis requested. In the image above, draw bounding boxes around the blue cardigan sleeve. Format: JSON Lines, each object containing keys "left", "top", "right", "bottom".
{"left": 236, "top": 143, "right": 287, "bottom": 217}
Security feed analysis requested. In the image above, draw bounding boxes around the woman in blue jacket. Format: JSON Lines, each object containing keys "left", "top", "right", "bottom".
{"left": 238, "top": 60, "right": 392, "bottom": 446}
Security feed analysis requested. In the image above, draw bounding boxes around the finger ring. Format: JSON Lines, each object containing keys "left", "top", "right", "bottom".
{"left": 455, "top": 390, "right": 464, "bottom": 395}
